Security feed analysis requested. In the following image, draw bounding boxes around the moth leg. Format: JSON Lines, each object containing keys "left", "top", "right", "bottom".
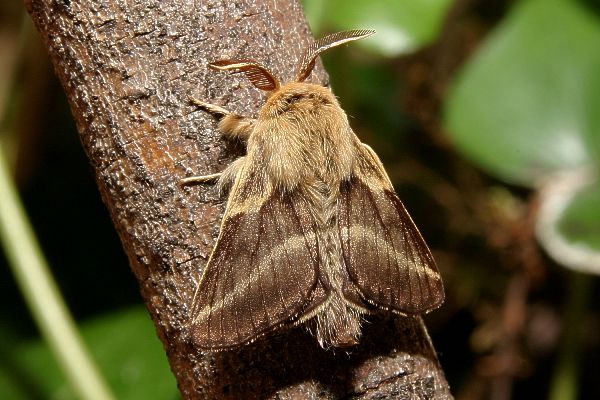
{"left": 215, "top": 157, "right": 245, "bottom": 194}
{"left": 180, "top": 157, "right": 246, "bottom": 196}
{"left": 179, "top": 173, "right": 222, "bottom": 186}
{"left": 189, "top": 97, "right": 230, "bottom": 116}
{"left": 189, "top": 96, "right": 255, "bottom": 141}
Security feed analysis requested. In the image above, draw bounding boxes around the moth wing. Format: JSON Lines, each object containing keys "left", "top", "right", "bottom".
{"left": 190, "top": 162, "right": 323, "bottom": 349}
{"left": 338, "top": 144, "right": 444, "bottom": 314}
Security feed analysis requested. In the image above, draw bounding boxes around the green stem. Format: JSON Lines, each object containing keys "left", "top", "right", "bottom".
{"left": 0, "top": 144, "right": 115, "bottom": 400}
{"left": 548, "top": 272, "right": 590, "bottom": 400}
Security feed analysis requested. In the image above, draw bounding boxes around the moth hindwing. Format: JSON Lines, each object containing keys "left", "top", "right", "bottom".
{"left": 184, "top": 29, "right": 444, "bottom": 350}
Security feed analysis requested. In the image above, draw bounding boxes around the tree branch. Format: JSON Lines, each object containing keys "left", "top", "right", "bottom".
{"left": 24, "top": 0, "right": 452, "bottom": 398}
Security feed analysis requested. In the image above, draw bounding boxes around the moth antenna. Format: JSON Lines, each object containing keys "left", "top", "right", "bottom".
{"left": 294, "top": 29, "right": 376, "bottom": 82}
{"left": 209, "top": 60, "right": 280, "bottom": 91}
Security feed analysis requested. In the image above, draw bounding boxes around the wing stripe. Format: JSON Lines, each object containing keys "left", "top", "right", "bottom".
{"left": 270, "top": 204, "right": 287, "bottom": 319}
{"left": 248, "top": 216, "right": 261, "bottom": 335}
{"left": 364, "top": 185, "right": 404, "bottom": 307}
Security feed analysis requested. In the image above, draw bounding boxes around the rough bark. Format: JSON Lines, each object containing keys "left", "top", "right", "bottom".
{"left": 24, "top": 0, "right": 452, "bottom": 398}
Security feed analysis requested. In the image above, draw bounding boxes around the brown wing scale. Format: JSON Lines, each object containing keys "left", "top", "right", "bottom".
{"left": 190, "top": 163, "right": 322, "bottom": 349}
{"left": 338, "top": 144, "right": 444, "bottom": 314}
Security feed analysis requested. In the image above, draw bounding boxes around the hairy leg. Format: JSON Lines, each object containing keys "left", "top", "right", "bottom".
{"left": 179, "top": 173, "right": 222, "bottom": 186}
{"left": 189, "top": 97, "right": 255, "bottom": 141}
{"left": 180, "top": 157, "right": 246, "bottom": 196}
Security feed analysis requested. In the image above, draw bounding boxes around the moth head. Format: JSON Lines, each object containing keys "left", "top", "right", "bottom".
{"left": 208, "top": 29, "right": 375, "bottom": 92}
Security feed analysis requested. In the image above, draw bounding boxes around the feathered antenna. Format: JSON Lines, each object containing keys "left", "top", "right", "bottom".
{"left": 209, "top": 60, "right": 280, "bottom": 91}
{"left": 294, "top": 29, "right": 376, "bottom": 83}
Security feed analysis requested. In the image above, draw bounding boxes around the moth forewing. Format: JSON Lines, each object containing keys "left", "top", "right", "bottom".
{"left": 339, "top": 143, "right": 445, "bottom": 314}
{"left": 185, "top": 29, "right": 444, "bottom": 351}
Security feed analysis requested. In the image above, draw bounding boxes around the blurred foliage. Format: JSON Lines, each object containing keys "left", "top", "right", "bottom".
{"left": 0, "top": 307, "right": 177, "bottom": 399}
{"left": 558, "top": 183, "right": 600, "bottom": 250}
{"left": 304, "top": 0, "right": 454, "bottom": 56}
{"left": 1, "top": 0, "right": 600, "bottom": 399}
{"left": 445, "top": 0, "right": 600, "bottom": 186}
{"left": 445, "top": 0, "right": 600, "bottom": 273}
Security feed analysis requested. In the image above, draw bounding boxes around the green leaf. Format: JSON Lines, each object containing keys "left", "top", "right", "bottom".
{"left": 0, "top": 307, "right": 178, "bottom": 400}
{"left": 537, "top": 175, "right": 600, "bottom": 274}
{"left": 445, "top": 0, "right": 600, "bottom": 186}
{"left": 559, "top": 183, "right": 600, "bottom": 250}
{"left": 303, "top": 0, "right": 454, "bottom": 56}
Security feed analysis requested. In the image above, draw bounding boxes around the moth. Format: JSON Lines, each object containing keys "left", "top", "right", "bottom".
{"left": 184, "top": 30, "right": 444, "bottom": 350}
